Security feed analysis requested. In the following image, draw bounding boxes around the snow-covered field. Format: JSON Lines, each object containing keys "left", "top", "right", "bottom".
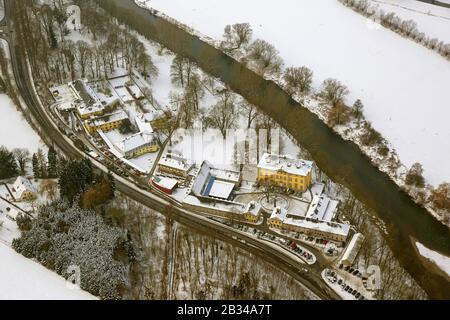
{"left": 143, "top": 0, "right": 450, "bottom": 186}
{"left": 368, "top": 0, "right": 450, "bottom": 42}
{"left": 416, "top": 242, "right": 450, "bottom": 278}
{"left": 0, "top": 244, "right": 96, "bottom": 300}
{"left": 0, "top": 94, "right": 45, "bottom": 152}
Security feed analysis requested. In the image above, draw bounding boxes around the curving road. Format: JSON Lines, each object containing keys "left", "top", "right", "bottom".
{"left": 0, "top": 0, "right": 339, "bottom": 300}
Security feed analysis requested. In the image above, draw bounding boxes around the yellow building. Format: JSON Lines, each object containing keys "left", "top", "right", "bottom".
{"left": 243, "top": 201, "right": 262, "bottom": 223}
{"left": 257, "top": 153, "right": 313, "bottom": 192}
{"left": 115, "top": 132, "right": 160, "bottom": 159}
{"left": 85, "top": 111, "right": 129, "bottom": 134}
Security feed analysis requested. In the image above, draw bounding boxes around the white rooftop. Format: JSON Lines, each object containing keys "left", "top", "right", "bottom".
{"left": 210, "top": 167, "right": 241, "bottom": 183}
{"left": 258, "top": 153, "right": 313, "bottom": 177}
{"left": 70, "top": 79, "right": 105, "bottom": 116}
{"left": 159, "top": 153, "right": 193, "bottom": 172}
{"left": 12, "top": 177, "right": 37, "bottom": 200}
{"left": 135, "top": 114, "right": 154, "bottom": 133}
{"left": 305, "top": 194, "right": 339, "bottom": 222}
{"left": 152, "top": 176, "right": 178, "bottom": 190}
{"left": 245, "top": 201, "right": 262, "bottom": 217}
{"left": 115, "top": 132, "right": 157, "bottom": 154}
{"left": 88, "top": 110, "right": 128, "bottom": 127}
{"left": 208, "top": 180, "right": 235, "bottom": 200}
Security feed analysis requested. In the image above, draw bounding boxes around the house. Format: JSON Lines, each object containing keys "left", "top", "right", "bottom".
{"left": 85, "top": 110, "right": 129, "bottom": 134}
{"left": 158, "top": 153, "right": 193, "bottom": 178}
{"left": 69, "top": 79, "right": 105, "bottom": 119}
{"left": 152, "top": 176, "right": 178, "bottom": 195}
{"left": 340, "top": 233, "right": 365, "bottom": 266}
{"left": 12, "top": 177, "right": 37, "bottom": 202}
{"left": 269, "top": 206, "right": 350, "bottom": 243}
{"left": 190, "top": 161, "right": 241, "bottom": 201}
{"left": 257, "top": 153, "right": 313, "bottom": 192}
{"left": 115, "top": 132, "right": 159, "bottom": 159}
{"left": 243, "top": 201, "right": 262, "bottom": 223}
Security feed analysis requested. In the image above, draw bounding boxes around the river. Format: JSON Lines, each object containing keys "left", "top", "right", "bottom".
{"left": 95, "top": 0, "right": 450, "bottom": 299}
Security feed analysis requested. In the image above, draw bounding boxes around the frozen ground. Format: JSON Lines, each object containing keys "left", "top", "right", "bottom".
{"left": 143, "top": 0, "right": 450, "bottom": 186}
{"left": 369, "top": 0, "right": 450, "bottom": 43}
{"left": 0, "top": 94, "right": 45, "bottom": 153}
{"left": 0, "top": 244, "right": 96, "bottom": 300}
{"left": 416, "top": 242, "right": 450, "bottom": 278}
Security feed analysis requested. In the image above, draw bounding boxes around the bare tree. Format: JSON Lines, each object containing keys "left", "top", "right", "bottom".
{"left": 318, "top": 78, "right": 349, "bottom": 107}
{"left": 205, "top": 93, "right": 238, "bottom": 139}
{"left": 247, "top": 39, "right": 284, "bottom": 76}
{"left": 283, "top": 66, "right": 314, "bottom": 96}
{"left": 222, "top": 23, "right": 253, "bottom": 51}
{"left": 240, "top": 100, "right": 259, "bottom": 129}
{"left": 13, "top": 148, "right": 30, "bottom": 175}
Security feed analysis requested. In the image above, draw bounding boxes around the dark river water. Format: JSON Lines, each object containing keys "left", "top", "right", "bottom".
{"left": 96, "top": 0, "right": 450, "bottom": 299}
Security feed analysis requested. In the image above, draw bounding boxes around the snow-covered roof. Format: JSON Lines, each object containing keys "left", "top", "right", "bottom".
{"left": 305, "top": 194, "right": 339, "bottom": 222}
{"left": 245, "top": 201, "right": 262, "bottom": 217}
{"left": 12, "top": 177, "right": 37, "bottom": 199}
{"left": 258, "top": 153, "right": 313, "bottom": 177}
{"left": 159, "top": 153, "right": 193, "bottom": 172}
{"left": 207, "top": 180, "right": 235, "bottom": 200}
{"left": 115, "top": 132, "right": 157, "bottom": 154}
{"left": 135, "top": 114, "right": 154, "bottom": 133}
{"left": 50, "top": 85, "right": 78, "bottom": 111}
{"left": 70, "top": 79, "right": 105, "bottom": 116}
{"left": 270, "top": 206, "right": 288, "bottom": 221}
{"left": 191, "top": 161, "right": 212, "bottom": 196}
{"left": 284, "top": 216, "right": 350, "bottom": 238}
{"left": 210, "top": 167, "right": 241, "bottom": 184}
{"left": 87, "top": 110, "right": 128, "bottom": 127}
{"left": 152, "top": 176, "right": 178, "bottom": 190}
{"left": 341, "top": 233, "right": 365, "bottom": 265}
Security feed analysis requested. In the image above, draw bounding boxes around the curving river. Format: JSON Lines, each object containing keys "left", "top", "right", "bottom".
{"left": 96, "top": 0, "right": 450, "bottom": 299}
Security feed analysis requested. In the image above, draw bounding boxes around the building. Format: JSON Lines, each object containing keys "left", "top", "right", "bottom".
{"left": 115, "top": 132, "right": 159, "bottom": 159}
{"left": 340, "top": 233, "right": 365, "bottom": 266}
{"left": 12, "top": 177, "right": 37, "bottom": 202}
{"left": 149, "top": 109, "right": 173, "bottom": 131}
{"left": 190, "top": 161, "right": 241, "bottom": 202}
{"left": 85, "top": 110, "right": 129, "bottom": 134}
{"left": 158, "top": 153, "right": 194, "bottom": 178}
{"left": 269, "top": 207, "right": 350, "bottom": 243}
{"left": 135, "top": 114, "right": 154, "bottom": 134}
{"left": 305, "top": 193, "right": 339, "bottom": 223}
{"left": 243, "top": 201, "right": 263, "bottom": 223}
{"left": 70, "top": 79, "right": 105, "bottom": 119}
{"left": 257, "top": 153, "right": 313, "bottom": 192}
{"left": 152, "top": 176, "right": 178, "bottom": 195}
{"left": 50, "top": 85, "right": 78, "bottom": 111}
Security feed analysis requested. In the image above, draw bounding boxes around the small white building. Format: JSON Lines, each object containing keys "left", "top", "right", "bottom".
{"left": 12, "top": 177, "right": 37, "bottom": 202}
{"left": 340, "top": 233, "right": 365, "bottom": 266}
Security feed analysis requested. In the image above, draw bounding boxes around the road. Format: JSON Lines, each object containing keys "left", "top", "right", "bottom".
{"left": 0, "top": 0, "right": 339, "bottom": 300}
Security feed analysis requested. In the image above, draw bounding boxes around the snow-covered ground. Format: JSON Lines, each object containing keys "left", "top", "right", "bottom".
{"left": 0, "top": 244, "right": 96, "bottom": 300}
{"left": 0, "top": 94, "right": 45, "bottom": 153}
{"left": 416, "top": 242, "right": 450, "bottom": 278}
{"left": 368, "top": 0, "right": 450, "bottom": 43}
{"left": 142, "top": 0, "right": 450, "bottom": 186}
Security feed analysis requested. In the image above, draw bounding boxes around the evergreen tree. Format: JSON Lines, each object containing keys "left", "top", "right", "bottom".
{"left": 0, "top": 146, "right": 18, "bottom": 179}
{"left": 47, "top": 146, "right": 58, "bottom": 178}
{"left": 352, "top": 99, "right": 364, "bottom": 121}
{"left": 32, "top": 153, "right": 40, "bottom": 178}
{"left": 59, "top": 159, "right": 94, "bottom": 204}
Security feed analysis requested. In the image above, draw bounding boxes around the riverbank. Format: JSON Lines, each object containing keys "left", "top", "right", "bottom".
{"left": 99, "top": 0, "right": 450, "bottom": 299}
{"left": 134, "top": 0, "right": 450, "bottom": 230}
